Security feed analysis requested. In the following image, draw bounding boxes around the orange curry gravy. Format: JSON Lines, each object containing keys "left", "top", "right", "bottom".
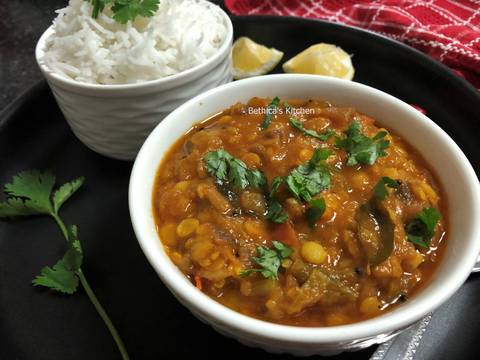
{"left": 152, "top": 97, "right": 447, "bottom": 326}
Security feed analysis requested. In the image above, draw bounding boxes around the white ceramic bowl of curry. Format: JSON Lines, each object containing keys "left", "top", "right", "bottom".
{"left": 129, "top": 74, "right": 480, "bottom": 355}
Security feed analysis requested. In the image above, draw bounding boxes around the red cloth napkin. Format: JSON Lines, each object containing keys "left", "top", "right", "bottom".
{"left": 225, "top": 0, "right": 480, "bottom": 89}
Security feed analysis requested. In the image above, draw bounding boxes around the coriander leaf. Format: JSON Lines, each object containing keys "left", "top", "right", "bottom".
{"left": 286, "top": 149, "right": 332, "bottom": 202}
{"left": 3, "top": 170, "right": 55, "bottom": 215}
{"left": 32, "top": 224, "right": 83, "bottom": 294}
{"left": 417, "top": 207, "right": 441, "bottom": 233}
{"left": 112, "top": 0, "right": 160, "bottom": 24}
{"left": 310, "top": 148, "right": 332, "bottom": 163}
{"left": 33, "top": 262, "right": 79, "bottom": 294}
{"left": 335, "top": 121, "right": 390, "bottom": 166}
{"left": 53, "top": 177, "right": 85, "bottom": 213}
{"left": 135, "top": 0, "right": 159, "bottom": 16}
{"left": 260, "top": 97, "right": 280, "bottom": 129}
{"left": 240, "top": 240, "right": 292, "bottom": 279}
{"left": 269, "top": 176, "right": 285, "bottom": 197}
{"left": 417, "top": 208, "right": 440, "bottom": 232}
{"left": 289, "top": 117, "right": 336, "bottom": 141}
{"left": 244, "top": 168, "right": 266, "bottom": 189}
{"left": 306, "top": 198, "right": 326, "bottom": 228}
{"left": 405, "top": 208, "right": 441, "bottom": 249}
{"left": 266, "top": 198, "right": 289, "bottom": 224}
{"left": 203, "top": 149, "right": 266, "bottom": 191}
{"left": 204, "top": 149, "right": 229, "bottom": 182}
{"left": 373, "top": 176, "right": 400, "bottom": 200}
{"left": 252, "top": 246, "right": 281, "bottom": 279}
{"left": 228, "top": 158, "right": 250, "bottom": 189}
{"left": 88, "top": 0, "right": 159, "bottom": 23}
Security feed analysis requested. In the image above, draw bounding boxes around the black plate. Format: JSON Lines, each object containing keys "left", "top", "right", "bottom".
{"left": 1, "top": 16, "right": 479, "bottom": 360}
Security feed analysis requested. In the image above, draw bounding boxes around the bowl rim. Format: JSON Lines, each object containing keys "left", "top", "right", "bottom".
{"left": 129, "top": 74, "right": 480, "bottom": 344}
{"left": 34, "top": 3, "right": 233, "bottom": 92}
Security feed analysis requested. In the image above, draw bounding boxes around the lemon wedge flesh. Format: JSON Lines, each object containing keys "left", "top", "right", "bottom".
{"left": 232, "top": 37, "right": 284, "bottom": 79}
{"left": 282, "top": 43, "right": 354, "bottom": 80}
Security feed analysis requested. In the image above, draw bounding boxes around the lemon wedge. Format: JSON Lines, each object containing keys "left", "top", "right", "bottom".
{"left": 282, "top": 43, "right": 354, "bottom": 80}
{"left": 232, "top": 37, "right": 284, "bottom": 79}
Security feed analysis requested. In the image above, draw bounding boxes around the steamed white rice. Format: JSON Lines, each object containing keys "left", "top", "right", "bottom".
{"left": 43, "top": 0, "right": 227, "bottom": 84}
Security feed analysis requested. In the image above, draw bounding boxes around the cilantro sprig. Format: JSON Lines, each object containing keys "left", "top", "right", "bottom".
{"left": 240, "top": 241, "right": 293, "bottom": 279}
{"left": 204, "top": 150, "right": 289, "bottom": 223}
{"left": 204, "top": 149, "right": 266, "bottom": 191}
{"left": 88, "top": 0, "right": 160, "bottom": 24}
{"left": 405, "top": 207, "right": 441, "bottom": 249}
{"left": 0, "top": 171, "right": 130, "bottom": 360}
{"left": 33, "top": 225, "right": 83, "bottom": 294}
{"left": 266, "top": 151, "right": 331, "bottom": 225}
{"left": 289, "top": 117, "right": 336, "bottom": 141}
{"left": 263, "top": 149, "right": 332, "bottom": 226}
{"left": 335, "top": 121, "right": 389, "bottom": 166}
{"left": 286, "top": 148, "right": 332, "bottom": 202}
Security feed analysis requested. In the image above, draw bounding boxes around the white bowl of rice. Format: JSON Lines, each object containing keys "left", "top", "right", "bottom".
{"left": 35, "top": 0, "right": 233, "bottom": 160}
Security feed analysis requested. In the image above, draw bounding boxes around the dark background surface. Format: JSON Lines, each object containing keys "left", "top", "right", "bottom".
{"left": 1, "top": 1, "right": 480, "bottom": 360}
{"left": 0, "top": 0, "right": 66, "bottom": 110}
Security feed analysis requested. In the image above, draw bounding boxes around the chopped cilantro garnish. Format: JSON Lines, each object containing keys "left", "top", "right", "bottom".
{"left": 88, "top": 0, "right": 160, "bottom": 24}
{"left": 405, "top": 207, "right": 441, "bottom": 249}
{"left": 335, "top": 121, "right": 389, "bottom": 166}
{"left": 240, "top": 241, "right": 293, "bottom": 279}
{"left": 204, "top": 149, "right": 266, "bottom": 191}
{"left": 266, "top": 198, "right": 289, "bottom": 224}
{"left": 285, "top": 149, "right": 332, "bottom": 202}
{"left": 289, "top": 117, "right": 336, "bottom": 141}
